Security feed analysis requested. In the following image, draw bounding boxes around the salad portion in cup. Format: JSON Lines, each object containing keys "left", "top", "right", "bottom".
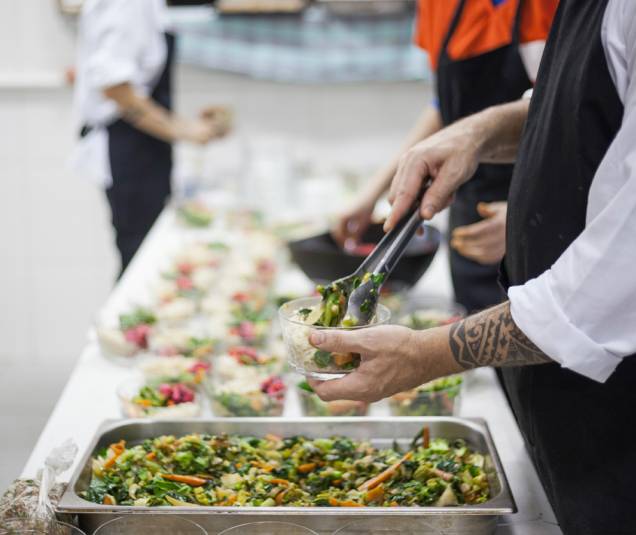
{"left": 297, "top": 381, "right": 368, "bottom": 417}
{"left": 389, "top": 375, "right": 463, "bottom": 417}
{"left": 211, "top": 375, "right": 286, "bottom": 417}
{"left": 279, "top": 294, "right": 390, "bottom": 378}
{"left": 398, "top": 297, "right": 465, "bottom": 330}
{"left": 96, "top": 307, "right": 157, "bottom": 359}
{"left": 118, "top": 378, "right": 201, "bottom": 419}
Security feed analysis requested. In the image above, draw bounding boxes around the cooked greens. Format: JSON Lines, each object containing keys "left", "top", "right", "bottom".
{"left": 83, "top": 432, "right": 490, "bottom": 508}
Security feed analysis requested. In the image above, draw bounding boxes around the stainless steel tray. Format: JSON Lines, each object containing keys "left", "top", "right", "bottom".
{"left": 57, "top": 417, "right": 515, "bottom": 535}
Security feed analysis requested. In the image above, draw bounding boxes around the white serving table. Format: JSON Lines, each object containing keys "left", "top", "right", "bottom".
{"left": 21, "top": 204, "right": 562, "bottom": 535}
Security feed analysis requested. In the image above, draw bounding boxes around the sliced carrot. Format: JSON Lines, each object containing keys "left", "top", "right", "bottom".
{"left": 331, "top": 479, "right": 342, "bottom": 486}
{"left": 226, "top": 494, "right": 237, "bottom": 505}
{"left": 160, "top": 473, "right": 207, "bottom": 487}
{"left": 146, "top": 451, "right": 156, "bottom": 460}
{"left": 136, "top": 399, "right": 153, "bottom": 407}
{"left": 103, "top": 440, "right": 126, "bottom": 469}
{"left": 102, "top": 495, "right": 115, "bottom": 505}
{"left": 332, "top": 352, "right": 353, "bottom": 367}
{"left": 358, "top": 451, "right": 413, "bottom": 491}
{"left": 298, "top": 463, "right": 316, "bottom": 474}
{"left": 422, "top": 427, "right": 430, "bottom": 449}
{"left": 270, "top": 478, "right": 291, "bottom": 486}
{"left": 275, "top": 490, "right": 287, "bottom": 505}
{"left": 250, "top": 460, "right": 274, "bottom": 472}
{"left": 365, "top": 484, "right": 385, "bottom": 503}
{"left": 338, "top": 500, "right": 363, "bottom": 507}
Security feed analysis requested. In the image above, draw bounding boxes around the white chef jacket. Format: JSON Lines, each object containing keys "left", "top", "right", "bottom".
{"left": 509, "top": 0, "right": 636, "bottom": 382}
{"left": 70, "top": 0, "right": 168, "bottom": 187}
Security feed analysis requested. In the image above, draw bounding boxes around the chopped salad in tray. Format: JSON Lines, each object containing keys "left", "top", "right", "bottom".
{"left": 83, "top": 429, "right": 490, "bottom": 508}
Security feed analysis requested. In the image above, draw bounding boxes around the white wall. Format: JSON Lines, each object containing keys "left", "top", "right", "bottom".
{"left": 0, "top": 0, "right": 76, "bottom": 86}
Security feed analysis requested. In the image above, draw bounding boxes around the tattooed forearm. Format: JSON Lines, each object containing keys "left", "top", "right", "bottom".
{"left": 448, "top": 301, "right": 551, "bottom": 369}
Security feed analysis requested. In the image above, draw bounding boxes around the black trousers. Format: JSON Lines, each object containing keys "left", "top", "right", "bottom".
{"left": 106, "top": 119, "right": 172, "bottom": 275}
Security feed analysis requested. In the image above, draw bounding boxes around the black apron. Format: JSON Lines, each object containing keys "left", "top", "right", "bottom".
{"left": 105, "top": 33, "right": 175, "bottom": 275}
{"left": 502, "top": 1, "right": 635, "bottom": 533}
{"left": 437, "top": 0, "right": 532, "bottom": 313}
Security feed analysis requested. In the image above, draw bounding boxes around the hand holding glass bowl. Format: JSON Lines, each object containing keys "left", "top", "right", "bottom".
{"left": 279, "top": 296, "right": 391, "bottom": 380}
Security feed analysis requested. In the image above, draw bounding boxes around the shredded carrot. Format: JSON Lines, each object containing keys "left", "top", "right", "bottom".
{"left": 365, "top": 484, "right": 385, "bottom": 503}
{"left": 160, "top": 473, "right": 207, "bottom": 487}
{"left": 103, "top": 440, "right": 126, "bottom": 469}
{"left": 298, "top": 462, "right": 317, "bottom": 474}
{"left": 270, "top": 478, "right": 290, "bottom": 486}
{"left": 358, "top": 451, "right": 413, "bottom": 491}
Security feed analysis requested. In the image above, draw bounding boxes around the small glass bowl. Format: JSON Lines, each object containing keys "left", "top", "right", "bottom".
{"left": 278, "top": 296, "right": 391, "bottom": 380}
{"left": 0, "top": 519, "right": 86, "bottom": 535}
{"left": 218, "top": 522, "right": 318, "bottom": 535}
{"left": 210, "top": 376, "right": 286, "bottom": 417}
{"left": 117, "top": 377, "right": 202, "bottom": 419}
{"left": 389, "top": 375, "right": 463, "bottom": 417}
{"left": 297, "top": 381, "right": 368, "bottom": 417}
{"left": 93, "top": 516, "right": 206, "bottom": 535}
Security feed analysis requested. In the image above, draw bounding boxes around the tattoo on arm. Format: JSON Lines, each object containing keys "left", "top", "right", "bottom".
{"left": 449, "top": 302, "right": 551, "bottom": 369}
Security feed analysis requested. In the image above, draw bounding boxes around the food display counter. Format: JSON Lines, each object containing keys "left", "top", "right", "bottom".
{"left": 19, "top": 197, "right": 562, "bottom": 534}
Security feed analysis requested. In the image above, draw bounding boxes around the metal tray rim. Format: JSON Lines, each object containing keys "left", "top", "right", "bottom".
{"left": 57, "top": 417, "right": 516, "bottom": 516}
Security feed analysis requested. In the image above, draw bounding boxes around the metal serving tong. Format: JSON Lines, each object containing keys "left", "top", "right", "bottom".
{"left": 332, "top": 190, "right": 427, "bottom": 326}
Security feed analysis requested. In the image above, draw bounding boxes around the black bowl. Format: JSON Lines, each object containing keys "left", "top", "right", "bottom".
{"left": 287, "top": 223, "right": 441, "bottom": 291}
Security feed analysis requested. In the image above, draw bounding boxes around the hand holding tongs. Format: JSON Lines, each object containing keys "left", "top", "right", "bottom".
{"left": 331, "top": 188, "right": 428, "bottom": 326}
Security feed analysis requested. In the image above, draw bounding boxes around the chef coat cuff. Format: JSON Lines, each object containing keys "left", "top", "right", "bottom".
{"left": 508, "top": 276, "right": 622, "bottom": 383}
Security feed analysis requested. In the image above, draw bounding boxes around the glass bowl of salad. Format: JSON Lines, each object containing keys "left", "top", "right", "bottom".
{"left": 297, "top": 380, "right": 369, "bottom": 417}
{"left": 389, "top": 375, "right": 463, "bottom": 417}
{"left": 279, "top": 296, "right": 390, "bottom": 380}
{"left": 117, "top": 377, "right": 202, "bottom": 419}
{"left": 398, "top": 296, "right": 465, "bottom": 330}
{"left": 95, "top": 306, "right": 157, "bottom": 363}
{"left": 210, "top": 375, "right": 286, "bottom": 417}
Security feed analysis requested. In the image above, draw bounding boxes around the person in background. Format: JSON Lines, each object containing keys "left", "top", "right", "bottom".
{"left": 72, "top": 0, "right": 231, "bottom": 275}
{"left": 335, "top": 0, "right": 558, "bottom": 312}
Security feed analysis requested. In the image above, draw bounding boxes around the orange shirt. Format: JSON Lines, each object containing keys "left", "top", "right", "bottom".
{"left": 414, "top": 0, "right": 559, "bottom": 71}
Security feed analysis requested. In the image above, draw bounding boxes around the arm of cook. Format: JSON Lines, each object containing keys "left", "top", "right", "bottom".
{"left": 508, "top": 0, "right": 636, "bottom": 382}
{"left": 83, "top": 0, "right": 217, "bottom": 145}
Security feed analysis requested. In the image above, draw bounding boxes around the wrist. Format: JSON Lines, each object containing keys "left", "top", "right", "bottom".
{"left": 410, "top": 327, "right": 467, "bottom": 381}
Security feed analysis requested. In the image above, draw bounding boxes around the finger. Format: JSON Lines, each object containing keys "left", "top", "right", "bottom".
{"left": 476, "top": 202, "right": 496, "bottom": 219}
{"left": 308, "top": 372, "right": 374, "bottom": 402}
{"left": 452, "top": 218, "right": 492, "bottom": 239}
{"left": 421, "top": 157, "right": 475, "bottom": 219}
{"left": 385, "top": 158, "right": 429, "bottom": 231}
{"left": 331, "top": 218, "right": 349, "bottom": 246}
{"left": 309, "top": 329, "right": 365, "bottom": 355}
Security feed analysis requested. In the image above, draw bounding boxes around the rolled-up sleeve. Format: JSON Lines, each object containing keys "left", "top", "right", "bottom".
{"left": 83, "top": 0, "right": 143, "bottom": 89}
{"left": 508, "top": 0, "right": 636, "bottom": 383}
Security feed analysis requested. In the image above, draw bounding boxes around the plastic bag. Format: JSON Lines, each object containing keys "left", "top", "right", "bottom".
{"left": 0, "top": 439, "right": 78, "bottom": 533}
